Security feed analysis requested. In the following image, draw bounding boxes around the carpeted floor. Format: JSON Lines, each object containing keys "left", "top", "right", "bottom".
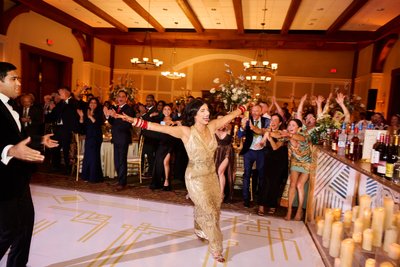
{"left": 31, "top": 164, "right": 288, "bottom": 217}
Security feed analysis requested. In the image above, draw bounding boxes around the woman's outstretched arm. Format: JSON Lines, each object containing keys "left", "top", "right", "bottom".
{"left": 208, "top": 105, "right": 247, "bottom": 132}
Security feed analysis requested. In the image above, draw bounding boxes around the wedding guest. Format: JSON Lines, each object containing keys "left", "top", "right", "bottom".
{"left": 0, "top": 62, "right": 58, "bottom": 267}
{"left": 238, "top": 104, "right": 269, "bottom": 208}
{"left": 273, "top": 119, "right": 312, "bottom": 221}
{"left": 18, "top": 93, "right": 44, "bottom": 138}
{"left": 77, "top": 98, "right": 104, "bottom": 183}
{"left": 371, "top": 112, "right": 388, "bottom": 130}
{"left": 256, "top": 113, "right": 288, "bottom": 216}
{"left": 103, "top": 90, "right": 135, "bottom": 191}
{"left": 388, "top": 114, "right": 400, "bottom": 134}
{"left": 214, "top": 112, "right": 235, "bottom": 202}
{"left": 117, "top": 99, "right": 248, "bottom": 262}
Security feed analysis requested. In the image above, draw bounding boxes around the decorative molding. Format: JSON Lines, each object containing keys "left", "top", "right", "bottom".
{"left": 72, "top": 29, "right": 94, "bottom": 62}
{"left": 1, "top": 3, "right": 29, "bottom": 35}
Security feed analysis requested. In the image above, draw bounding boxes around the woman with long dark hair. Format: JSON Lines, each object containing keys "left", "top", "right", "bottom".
{"left": 117, "top": 99, "right": 247, "bottom": 262}
{"left": 256, "top": 113, "right": 288, "bottom": 216}
{"left": 77, "top": 97, "right": 104, "bottom": 183}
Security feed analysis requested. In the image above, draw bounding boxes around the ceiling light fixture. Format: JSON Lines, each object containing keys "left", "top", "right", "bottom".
{"left": 161, "top": 48, "right": 186, "bottom": 79}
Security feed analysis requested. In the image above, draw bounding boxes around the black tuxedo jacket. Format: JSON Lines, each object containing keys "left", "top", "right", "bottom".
{"left": 0, "top": 100, "right": 41, "bottom": 201}
{"left": 108, "top": 104, "right": 135, "bottom": 145}
{"left": 238, "top": 116, "right": 269, "bottom": 155}
{"left": 49, "top": 98, "right": 79, "bottom": 133}
{"left": 17, "top": 104, "right": 44, "bottom": 136}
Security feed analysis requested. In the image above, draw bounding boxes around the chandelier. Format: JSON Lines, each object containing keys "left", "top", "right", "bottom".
{"left": 243, "top": 49, "right": 278, "bottom": 83}
{"left": 161, "top": 48, "right": 186, "bottom": 79}
{"left": 243, "top": 0, "right": 278, "bottom": 83}
{"left": 130, "top": 31, "right": 163, "bottom": 69}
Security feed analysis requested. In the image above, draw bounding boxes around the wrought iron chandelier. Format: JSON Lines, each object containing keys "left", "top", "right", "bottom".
{"left": 130, "top": 31, "right": 163, "bottom": 69}
{"left": 161, "top": 48, "right": 186, "bottom": 79}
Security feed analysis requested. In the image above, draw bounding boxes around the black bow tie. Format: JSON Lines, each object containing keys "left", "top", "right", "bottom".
{"left": 7, "top": 99, "right": 15, "bottom": 106}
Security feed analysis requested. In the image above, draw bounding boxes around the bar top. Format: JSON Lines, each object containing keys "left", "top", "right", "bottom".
{"left": 316, "top": 146, "right": 400, "bottom": 193}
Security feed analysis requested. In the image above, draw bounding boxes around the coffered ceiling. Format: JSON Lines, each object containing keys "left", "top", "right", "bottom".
{"left": 5, "top": 0, "right": 400, "bottom": 50}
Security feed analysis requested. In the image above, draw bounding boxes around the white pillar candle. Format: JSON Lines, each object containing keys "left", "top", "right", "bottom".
{"left": 317, "top": 219, "right": 324, "bottom": 236}
{"left": 383, "top": 197, "right": 394, "bottom": 230}
{"left": 323, "top": 210, "right": 334, "bottom": 248}
{"left": 379, "top": 262, "right": 394, "bottom": 267}
{"left": 372, "top": 207, "right": 385, "bottom": 247}
{"left": 329, "top": 222, "right": 343, "bottom": 258}
{"left": 333, "top": 208, "right": 342, "bottom": 221}
{"left": 340, "top": 238, "right": 354, "bottom": 267}
{"left": 334, "top": 258, "right": 340, "bottom": 267}
{"left": 359, "top": 195, "right": 371, "bottom": 219}
{"left": 363, "top": 208, "right": 372, "bottom": 230}
{"left": 388, "top": 243, "right": 400, "bottom": 260}
{"left": 362, "top": 228, "right": 373, "bottom": 251}
{"left": 352, "top": 232, "right": 362, "bottom": 243}
{"left": 364, "top": 258, "right": 375, "bottom": 267}
{"left": 353, "top": 218, "right": 364, "bottom": 235}
{"left": 343, "top": 210, "right": 352, "bottom": 228}
{"left": 352, "top": 206, "right": 359, "bottom": 222}
{"left": 383, "top": 227, "right": 398, "bottom": 252}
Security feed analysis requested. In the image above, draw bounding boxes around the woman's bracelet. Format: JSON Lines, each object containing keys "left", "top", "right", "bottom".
{"left": 132, "top": 118, "right": 149, "bottom": 129}
{"left": 238, "top": 105, "right": 246, "bottom": 114}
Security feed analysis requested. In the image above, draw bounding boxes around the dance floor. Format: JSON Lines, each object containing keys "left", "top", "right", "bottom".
{"left": 1, "top": 185, "right": 324, "bottom": 267}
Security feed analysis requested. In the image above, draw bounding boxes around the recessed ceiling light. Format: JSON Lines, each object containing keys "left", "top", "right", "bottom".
{"left": 317, "top": 8, "right": 324, "bottom": 11}
{"left": 163, "top": 8, "right": 168, "bottom": 11}
{"left": 310, "top": 18, "right": 317, "bottom": 21}
{"left": 174, "top": 21, "right": 179, "bottom": 25}
{"left": 117, "top": 8, "right": 123, "bottom": 11}
{"left": 211, "top": 8, "right": 216, "bottom": 11}
{"left": 216, "top": 22, "right": 221, "bottom": 25}
{"left": 308, "top": 23, "right": 314, "bottom": 25}
{"left": 376, "top": 8, "right": 385, "bottom": 12}
{"left": 262, "top": 8, "right": 267, "bottom": 11}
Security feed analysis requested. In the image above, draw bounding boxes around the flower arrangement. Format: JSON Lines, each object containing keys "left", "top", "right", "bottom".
{"left": 209, "top": 64, "right": 252, "bottom": 110}
{"left": 308, "top": 114, "right": 340, "bottom": 145}
{"left": 109, "top": 74, "right": 137, "bottom": 103}
{"left": 329, "top": 93, "right": 366, "bottom": 114}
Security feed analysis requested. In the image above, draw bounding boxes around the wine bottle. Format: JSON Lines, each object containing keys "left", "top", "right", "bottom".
{"left": 350, "top": 127, "right": 360, "bottom": 161}
{"left": 337, "top": 123, "right": 347, "bottom": 156}
{"left": 370, "top": 133, "right": 382, "bottom": 174}
{"left": 386, "top": 135, "right": 398, "bottom": 180}
{"left": 376, "top": 134, "right": 389, "bottom": 177}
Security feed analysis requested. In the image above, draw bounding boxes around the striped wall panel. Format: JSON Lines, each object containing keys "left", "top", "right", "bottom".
{"left": 359, "top": 174, "right": 400, "bottom": 207}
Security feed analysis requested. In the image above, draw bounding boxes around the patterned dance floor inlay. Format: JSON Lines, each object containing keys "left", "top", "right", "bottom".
{"left": 1, "top": 185, "right": 323, "bottom": 267}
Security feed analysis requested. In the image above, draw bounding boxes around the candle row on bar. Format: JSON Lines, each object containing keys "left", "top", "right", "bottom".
{"left": 316, "top": 195, "right": 400, "bottom": 267}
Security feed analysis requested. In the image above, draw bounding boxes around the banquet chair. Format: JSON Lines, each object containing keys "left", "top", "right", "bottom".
{"left": 127, "top": 136, "right": 145, "bottom": 183}
{"left": 71, "top": 133, "right": 84, "bottom": 181}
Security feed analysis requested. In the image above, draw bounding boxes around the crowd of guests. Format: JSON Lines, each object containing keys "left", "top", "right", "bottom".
{"left": 11, "top": 88, "right": 400, "bottom": 220}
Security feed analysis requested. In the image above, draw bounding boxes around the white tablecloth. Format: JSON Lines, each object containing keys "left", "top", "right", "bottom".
{"left": 100, "top": 141, "right": 138, "bottom": 178}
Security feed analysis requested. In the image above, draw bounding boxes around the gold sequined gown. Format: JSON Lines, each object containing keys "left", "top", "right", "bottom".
{"left": 184, "top": 126, "right": 223, "bottom": 254}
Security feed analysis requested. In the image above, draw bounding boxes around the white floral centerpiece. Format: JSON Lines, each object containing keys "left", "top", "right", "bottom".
{"left": 209, "top": 64, "right": 252, "bottom": 110}
{"left": 109, "top": 74, "right": 137, "bottom": 103}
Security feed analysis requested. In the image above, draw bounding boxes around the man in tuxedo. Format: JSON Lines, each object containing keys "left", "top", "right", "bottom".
{"left": 0, "top": 62, "right": 58, "bottom": 267}
{"left": 141, "top": 94, "right": 161, "bottom": 180}
{"left": 238, "top": 104, "right": 270, "bottom": 208}
{"left": 103, "top": 90, "right": 135, "bottom": 191}
{"left": 49, "top": 86, "right": 79, "bottom": 173}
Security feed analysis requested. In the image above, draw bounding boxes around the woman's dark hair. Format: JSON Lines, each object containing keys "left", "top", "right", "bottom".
{"left": 182, "top": 99, "right": 207, "bottom": 126}
{"left": 271, "top": 113, "right": 284, "bottom": 130}
{"left": 289, "top": 118, "right": 303, "bottom": 128}
{"left": 88, "top": 97, "right": 102, "bottom": 115}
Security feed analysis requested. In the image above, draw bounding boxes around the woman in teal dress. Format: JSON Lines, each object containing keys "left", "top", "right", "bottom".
{"left": 271, "top": 118, "right": 311, "bottom": 221}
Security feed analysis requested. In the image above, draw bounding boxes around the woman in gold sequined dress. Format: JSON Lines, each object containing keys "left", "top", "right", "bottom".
{"left": 117, "top": 99, "right": 247, "bottom": 263}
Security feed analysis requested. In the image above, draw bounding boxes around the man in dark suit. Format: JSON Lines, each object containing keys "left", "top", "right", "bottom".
{"left": 238, "top": 104, "right": 270, "bottom": 208}
{"left": 17, "top": 93, "right": 44, "bottom": 138}
{"left": 141, "top": 94, "right": 161, "bottom": 180}
{"left": 0, "top": 62, "right": 58, "bottom": 267}
{"left": 49, "top": 86, "right": 79, "bottom": 173}
{"left": 103, "top": 90, "right": 135, "bottom": 191}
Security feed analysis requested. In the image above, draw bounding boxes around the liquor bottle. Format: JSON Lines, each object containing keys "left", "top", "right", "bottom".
{"left": 370, "top": 133, "right": 383, "bottom": 174}
{"left": 345, "top": 123, "right": 355, "bottom": 159}
{"left": 376, "top": 134, "right": 389, "bottom": 177}
{"left": 392, "top": 138, "right": 400, "bottom": 185}
{"left": 385, "top": 135, "right": 399, "bottom": 180}
{"left": 350, "top": 127, "right": 360, "bottom": 161}
{"left": 331, "top": 129, "right": 339, "bottom": 153}
{"left": 337, "top": 123, "right": 347, "bottom": 156}
{"left": 356, "top": 124, "right": 364, "bottom": 161}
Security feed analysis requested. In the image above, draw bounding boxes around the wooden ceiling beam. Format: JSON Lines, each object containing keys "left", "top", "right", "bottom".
{"left": 376, "top": 15, "right": 400, "bottom": 40}
{"left": 1, "top": 3, "right": 30, "bottom": 35}
{"left": 326, "top": 0, "right": 368, "bottom": 35}
{"left": 72, "top": 0, "right": 128, "bottom": 32}
{"left": 122, "top": 0, "right": 165, "bottom": 33}
{"left": 16, "top": 0, "right": 93, "bottom": 34}
{"left": 281, "top": 0, "right": 302, "bottom": 34}
{"left": 176, "top": 0, "right": 204, "bottom": 33}
{"left": 232, "top": 0, "right": 244, "bottom": 34}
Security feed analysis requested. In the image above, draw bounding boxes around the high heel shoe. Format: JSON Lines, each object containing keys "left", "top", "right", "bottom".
{"left": 212, "top": 253, "right": 225, "bottom": 263}
{"left": 162, "top": 185, "right": 171, "bottom": 191}
{"left": 294, "top": 209, "right": 303, "bottom": 221}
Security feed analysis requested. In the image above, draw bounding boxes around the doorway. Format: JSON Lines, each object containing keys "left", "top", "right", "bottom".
{"left": 387, "top": 68, "right": 400, "bottom": 118}
{"left": 20, "top": 43, "right": 72, "bottom": 103}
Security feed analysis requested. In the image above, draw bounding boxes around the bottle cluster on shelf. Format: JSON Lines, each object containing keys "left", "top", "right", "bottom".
{"left": 315, "top": 195, "right": 400, "bottom": 267}
{"left": 325, "top": 122, "right": 400, "bottom": 186}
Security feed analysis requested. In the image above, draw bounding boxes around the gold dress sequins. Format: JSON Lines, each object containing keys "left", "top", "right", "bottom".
{"left": 184, "top": 126, "right": 223, "bottom": 254}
